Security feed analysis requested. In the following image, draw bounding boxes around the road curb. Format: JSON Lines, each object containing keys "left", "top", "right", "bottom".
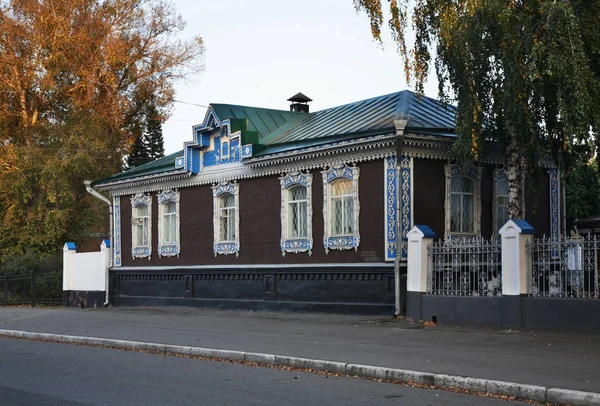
{"left": 1, "top": 329, "right": 599, "bottom": 405}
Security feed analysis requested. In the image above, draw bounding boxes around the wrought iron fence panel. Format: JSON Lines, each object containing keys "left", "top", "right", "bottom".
{"left": 428, "top": 237, "right": 502, "bottom": 297}
{"left": 1, "top": 271, "right": 62, "bottom": 306}
{"left": 528, "top": 235, "right": 600, "bottom": 299}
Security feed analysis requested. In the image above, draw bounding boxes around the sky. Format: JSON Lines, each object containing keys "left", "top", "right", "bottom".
{"left": 163, "top": 0, "right": 439, "bottom": 154}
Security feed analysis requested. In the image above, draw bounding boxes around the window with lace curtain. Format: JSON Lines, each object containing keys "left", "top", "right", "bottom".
{"left": 157, "top": 189, "right": 180, "bottom": 257}
{"left": 212, "top": 181, "right": 240, "bottom": 256}
{"left": 279, "top": 172, "right": 313, "bottom": 256}
{"left": 331, "top": 179, "right": 354, "bottom": 236}
{"left": 134, "top": 204, "right": 150, "bottom": 246}
{"left": 218, "top": 193, "right": 236, "bottom": 242}
{"left": 131, "top": 193, "right": 152, "bottom": 259}
{"left": 444, "top": 164, "right": 481, "bottom": 238}
{"left": 450, "top": 175, "right": 474, "bottom": 234}
{"left": 496, "top": 178, "right": 509, "bottom": 232}
{"left": 322, "top": 164, "right": 360, "bottom": 253}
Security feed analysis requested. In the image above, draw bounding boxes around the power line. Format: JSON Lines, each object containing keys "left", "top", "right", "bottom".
{"left": 172, "top": 99, "right": 208, "bottom": 108}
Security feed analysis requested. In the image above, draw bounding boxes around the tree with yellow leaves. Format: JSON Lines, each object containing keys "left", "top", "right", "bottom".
{"left": 0, "top": 0, "right": 203, "bottom": 260}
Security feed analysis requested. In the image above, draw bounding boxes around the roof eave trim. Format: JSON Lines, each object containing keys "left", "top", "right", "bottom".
{"left": 95, "top": 169, "right": 192, "bottom": 191}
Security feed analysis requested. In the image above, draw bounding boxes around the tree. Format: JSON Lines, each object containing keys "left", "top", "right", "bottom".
{"left": 0, "top": 0, "right": 203, "bottom": 261}
{"left": 355, "top": 0, "right": 600, "bottom": 219}
{"left": 565, "top": 159, "right": 600, "bottom": 230}
{"left": 126, "top": 100, "right": 165, "bottom": 169}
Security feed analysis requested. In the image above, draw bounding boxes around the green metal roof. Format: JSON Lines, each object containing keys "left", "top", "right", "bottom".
{"left": 92, "top": 150, "right": 181, "bottom": 186}
{"left": 94, "top": 90, "right": 457, "bottom": 186}
{"left": 210, "top": 104, "right": 306, "bottom": 139}
{"left": 262, "top": 90, "right": 455, "bottom": 145}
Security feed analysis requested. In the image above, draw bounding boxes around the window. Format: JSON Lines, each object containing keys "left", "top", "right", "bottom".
{"left": 331, "top": 179, "right": 354, "bottom": 236}
{"left": 134, "top": 204, "right": 150, "bottom": 246}
{"left": 496, "top": 178, "right": 509, "bottom": 232}
{"left": 218, "top": 193, "right": 236, "bottom": 242}
{"left": 322, "top": 164, "right": 360, "bottom": 253}
{"left": 163, "top": 202, "right": 177, "bottom": 243}
{"left": 444, "top": 164, "right": 481, "bottom": 238}
{"left": 221, "top": 139, "right": 229, "bottom": 160}
{"left": 212, "top": 181, "right": 240, "bottom": 256}
{"left": 157, "top": 189, "right": 180, "bottom": 257}
{"left": 450, "top": 175, "right": 474, "bottom": 234}
{"left": 130, "top": 193, "right": 152, "bottom": 259}
{"left": 288, "top": 186, "right": 308, "bottom": 238}
{"left": 280, "top": 172, "right": 313, "bottom": 256}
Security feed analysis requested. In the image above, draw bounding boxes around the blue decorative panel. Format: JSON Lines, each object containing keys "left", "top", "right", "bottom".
{"left": 202, "top": 128, "right": 225, "bottom": 167}
{"left": 214, "top": 242, "right": 239, "bottom": 256}
{"left": 175, "top": 156, "right": 184, "bottom": 169}
{"left": 230, "top": 138, "right": 240, "bottom": 162}
{"left": 242, "top": 144, "right": 253, "bottom": 158}
{"left": 326, "top": 165, "right": 355, "bottom": 182}
{"left": 324, "top": 236, "right": 359, "bottom": 252}
{"left": 399, "top": 156, "right": 412, "bottom": 260}
{"left": 113, "top": 196, "right": 121, "bottom": 267}
{"left": 384, "top": 156, "right": 398, "bottom": 261}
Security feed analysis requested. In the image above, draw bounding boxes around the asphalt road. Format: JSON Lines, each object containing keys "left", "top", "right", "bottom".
{"left": 1, "top": 307, "right": 598, "bottom": 392}
{"left": 0, "top": 338, "right": 529, "bottom": 406}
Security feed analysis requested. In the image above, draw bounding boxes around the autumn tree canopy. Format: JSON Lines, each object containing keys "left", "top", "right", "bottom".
{"left": 355, "top": 0, "right": 600, "bottom": 219}
{"left": 0, "top": 0, "right": 203, "bottom": 260}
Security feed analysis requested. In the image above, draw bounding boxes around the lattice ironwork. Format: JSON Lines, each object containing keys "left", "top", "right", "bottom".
{"left": 428, "top": 237, "right": 502, "bottom": 297}
{"left": 528, "top": 234, "right": 600, "bottom": 299}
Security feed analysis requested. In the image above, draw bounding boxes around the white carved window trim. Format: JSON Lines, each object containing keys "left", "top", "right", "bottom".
{"left": 322, "top": 164, "right": 360, "bottom": 253}
{"left": 212, "top": 181, "right": 240, "bottom": 257}
{"left": 444, "top": 164, "right": 482, "bottom": 239}
{"left": 131, "top": 193, "right": 152, "bottom": 259}
{"left": 280, "top": 172, "right": 313, "bottom": 256}
{"left": 157, "top": 189, "right": 180, "bottom": 258}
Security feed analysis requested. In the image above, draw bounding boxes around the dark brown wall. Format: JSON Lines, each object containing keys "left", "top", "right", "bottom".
{"left": 120, "top": 159, "right": 385, "bottom": 267}
{"left": 413, "top": 159, "right": 446, "bottom": 236}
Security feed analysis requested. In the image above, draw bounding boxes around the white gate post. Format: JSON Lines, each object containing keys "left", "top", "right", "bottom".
{"left": 100, "top": 239, "right": 111, "bottom": 306}
{"left": 406, "top": 225, "right": 436, "bottom": 320}
{"left": 500, "top": 219, "right": 534, "bottom": 329}
{"left": 62, "top": 242, "right": 77, "bottom": 306}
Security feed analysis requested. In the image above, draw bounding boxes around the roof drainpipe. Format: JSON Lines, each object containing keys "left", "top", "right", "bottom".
{"left": 84, "top": 180, "right": 112, "bottom": 307}
{"left": 393, "top": 119, "right": 408, "bottom": 317}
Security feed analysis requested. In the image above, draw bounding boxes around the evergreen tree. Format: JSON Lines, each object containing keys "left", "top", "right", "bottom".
{"left": 125, "top": 101, "right": 165, "bottom": 169}
{"left": 145, "top": 103, "right": 165, "bottom": 161}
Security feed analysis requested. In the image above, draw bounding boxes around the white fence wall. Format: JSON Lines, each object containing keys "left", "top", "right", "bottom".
{"left": 63, "top": 241, "right": 110, "bottom": 292}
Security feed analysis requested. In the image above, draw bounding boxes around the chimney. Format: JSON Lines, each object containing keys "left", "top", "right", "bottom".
{"left": 287, "top": 92, "right": 312, "bottom": 113}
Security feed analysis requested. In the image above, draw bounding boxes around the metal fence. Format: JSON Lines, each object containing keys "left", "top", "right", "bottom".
{"left": 528, "top": 235, "right": 600, "bottom": 299}
{"left": 0, "top": 272, "right": 62, "bottom": 306}
{"left": 428, "top": 237, "right": 502, "bottom": 297}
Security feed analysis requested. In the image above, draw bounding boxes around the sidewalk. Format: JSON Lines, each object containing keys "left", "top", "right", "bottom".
{"left": 1, "top": 307, "right": 598, "bottom": 394}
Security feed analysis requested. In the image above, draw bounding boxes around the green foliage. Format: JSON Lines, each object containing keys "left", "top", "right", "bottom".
{"left": 565, "top": 159, "right": 600, "bottom": 229}
{"left": 0, "top": 0, "right": 203, "bottom": 261}
{"left": 356, "top": 0, "right": 600, "bottom": 217}
{"left": 0, "top": 251, "right": 62, "bottom": 275}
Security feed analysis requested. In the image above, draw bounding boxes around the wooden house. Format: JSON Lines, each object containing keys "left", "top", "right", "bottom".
{"left": 92, "top": 90, "right": 559, "bottom": 313}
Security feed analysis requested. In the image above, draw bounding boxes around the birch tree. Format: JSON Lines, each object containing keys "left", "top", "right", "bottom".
{"left": 355, "top": 0, "right": 600, "bottom": 218}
